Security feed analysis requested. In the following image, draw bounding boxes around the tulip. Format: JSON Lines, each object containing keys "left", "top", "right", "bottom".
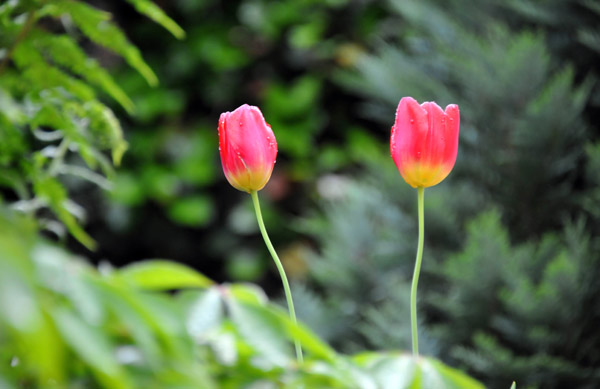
{"left": 390, "top": 97, "right": 460, "bottom": 188}
{"left": 218, "top": 104, "right": 303, "bottom": 362}
{"left": 218, "top": 104, "right": 278, "bottom": 193}
{"left": 390, "top": 97, "right": 460, "bottom": 358}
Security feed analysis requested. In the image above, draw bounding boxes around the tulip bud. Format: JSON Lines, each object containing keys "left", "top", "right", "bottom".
{"left": 218, "top": 104, "right": 278, "bottom": 192}
{"left": 390, "top": 97, "right": 460, "bottom": 188}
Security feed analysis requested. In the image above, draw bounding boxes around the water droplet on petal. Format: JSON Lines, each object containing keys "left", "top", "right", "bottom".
{"left": 410, "top": 119, "right": 414, "bottom": 124}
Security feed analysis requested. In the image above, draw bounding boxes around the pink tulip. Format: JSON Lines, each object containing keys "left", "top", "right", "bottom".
{"left": 391, "top": 97, "right": 460, "bottom": 188}
{"left": 218, "top": 104, "right": 277, "bottom": 192}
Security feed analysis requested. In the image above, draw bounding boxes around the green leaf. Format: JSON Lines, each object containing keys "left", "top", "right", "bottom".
{"left": 124, "top": 0, "right": 185, "bottom": 39}
{"left": 84, "top": 101, "right": 128, "bottom": 165}
{"left": 510, "top": 382, "right": 516, "bottom": 389}
{"left": 185, "top": 287, "right": 224, "bottom": 340}
{"left": 226, "top": 295, "right": 291, "bottom": 366}
{"left": 33, "top": 176, "right": 96, "bottom": 250}
{"left": 32, "top": 33, "right": 135, "bottom": 113}
{"left": 430, "top": 359, "right": 486, "bottom": 388}
{"left": 118, "top": 260, "right": 214, "bottom": 290}
{"left": 40, "top": 0, "right": 158, "bottom": 86}
{"left": 13, "top": 41, "right": 96, "bottom": 102}
{"left": 52, "top": 308, "right": 133, "bottom": 389}
{"left": 354, "top": 353, "right": 485, "bottom": 389}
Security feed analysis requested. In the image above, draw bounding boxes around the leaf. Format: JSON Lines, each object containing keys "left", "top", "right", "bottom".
{"left": 13, "top": 41, "right": 96, "bottom": 102}
{"left": 33, "top": 176, "right": 96, "bottom": 250}
{"left": 226, "top": 295, "right": 291, "bottom": 366}
{"left": 40, "top": 0, "right": 158, "bottom": 86}
{"left": 510, "top": 382, "right": 516, "bottom": 389}
{"left": 33, "top": 33, "right": 135, "bottom": 113}
{"left": 118, "top": 260, "right": 214, "bottom": 290}
{"left": 124, "top": 0, "right": 185, "bottom": 39}
{"left": 52, "top": 308, "right": 133, "bottom": 389}
{"left": 278, "top": 308, "right": 337, "bottom": 362}
{"left": 84, "top": 101, "right": 128, "bottom": 165}
{"left": 354, "top": 353, "right": 485, "bottom": 389}
{"left": 185, "top": 287, "right": 224, "bottom": 340}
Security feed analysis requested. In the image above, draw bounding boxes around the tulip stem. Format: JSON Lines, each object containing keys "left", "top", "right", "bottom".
{"left": 250, "top": 191, "right": 304, "bottom": 363}
{"left": 411, "top": 186, "right": 425, "bottom": 357}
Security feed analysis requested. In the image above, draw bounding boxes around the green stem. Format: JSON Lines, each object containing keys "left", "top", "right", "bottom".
{"left": 411, "top": 186, "right": 425, "bottom": 357}
{"left": 250, "top": 190, "right": 304, "bottom": 363}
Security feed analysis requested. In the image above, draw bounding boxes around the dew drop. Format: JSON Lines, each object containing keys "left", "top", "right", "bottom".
{"left": 410, "top": 119, "right": 414, "bottom": 124}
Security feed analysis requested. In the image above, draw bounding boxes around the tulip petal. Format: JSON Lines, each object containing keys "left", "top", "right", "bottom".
{"left": 390, "top": 97, "right": 460, "bottom": 188}
{"left": 218, "top": 105, "right": 277, "bottom": 192}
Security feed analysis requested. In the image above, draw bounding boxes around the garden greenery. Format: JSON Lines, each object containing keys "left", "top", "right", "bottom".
{"left": 0, "top": 0, "right": 486, "bottom": 387}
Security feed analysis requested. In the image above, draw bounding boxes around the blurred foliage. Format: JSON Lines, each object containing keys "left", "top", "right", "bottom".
{"left": 0, "top": 209, "right": 485, "bottom": 388}
{"left": 88, "top": 0, "right": 388, "bottom": 275}
{"left": 0, "top": 0, "right": 185, "bottom": 249}
{"left": 2, "top": 0, "right": 600, "bottom": 388}
{"left": 298, "top": 0, "right": 600, "bottom": 388}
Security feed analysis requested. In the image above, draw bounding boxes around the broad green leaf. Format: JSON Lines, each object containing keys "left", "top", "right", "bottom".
{"left": 124, "top": 0, "right": 185, "bottom": 39}
{"left": 353, "top": 353, "right": 485, "bottom": 389}
{"left": 52, "top": 308, "right": 132, "bottom": 389}
{"left": 40, "top": 0, "right": 158, "bottom": 86}
{"left": 118, "top": 260, "right": 213, "bottom": 290}
{"left": 185, "top": 287, "right": 224, "bottom": 340}
{"left": 429, "top": 359, "right": 486, "bottom": 389}
{"left": 229, "top": 283, "right": 269, "bottom": 304}
{"left": 229, "top": 283, "right": 337, "bottom": 361}
{"left": 226, "top": 295, "right": 291, "bottom": 366}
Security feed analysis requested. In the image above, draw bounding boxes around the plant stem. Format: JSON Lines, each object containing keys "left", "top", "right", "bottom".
{"left": 410, "top": 186, "right": 425, "bottom": 357}
{"left": 250, "top": 190, "right": 304, "bottom": 363}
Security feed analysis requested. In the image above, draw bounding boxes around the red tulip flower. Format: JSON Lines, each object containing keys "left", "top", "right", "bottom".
{"left": 218, "top": 104, "right": 278, "bottom": 193}
{"left": 390, "top": 97, "right": 460, "bottom": 357}
{"left": 390, "top": 97, "right": 460, "bottom": 188}
{"left": 217, "top": 104, "right": 303, "bottom": 361}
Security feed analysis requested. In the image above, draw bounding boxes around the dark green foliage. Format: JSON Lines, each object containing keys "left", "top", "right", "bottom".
{"left": 434, "top": 212, "right": 600, "bottom": 388}
{"left": 299, "top": 2, "right": 600, "bottom": 386}
{"left": 338, "top": 0, "right": 596, "bottom": 240}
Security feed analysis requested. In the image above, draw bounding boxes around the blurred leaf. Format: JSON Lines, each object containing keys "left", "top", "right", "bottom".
{"left": 354, "top": 353, "right": 485, "bottom": 389}
{"left": 118, "top": 260, "right": 214, "bottom": 290}
{"left": 124, "top": 0, "right": 185, "bottom": 39}
{"left": 226, "top": 294, "right": 291, "bottom": 366}
{"left": 185, "top": 287, "right": 224, "bottom": 340}
{"left": 33, "top": 176, "right": 96, "bottom": 250}
{"left": 53, "top": 308, "right": 133, "bottom": 389}
{"left": 32, "top": 33, "right": 135, "bottom": 113}
{"left": 40, "top": 0, "right": 158, "bottom": 86}
{"left": 167, "top": 195, "right": 214, "bottom": 227}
